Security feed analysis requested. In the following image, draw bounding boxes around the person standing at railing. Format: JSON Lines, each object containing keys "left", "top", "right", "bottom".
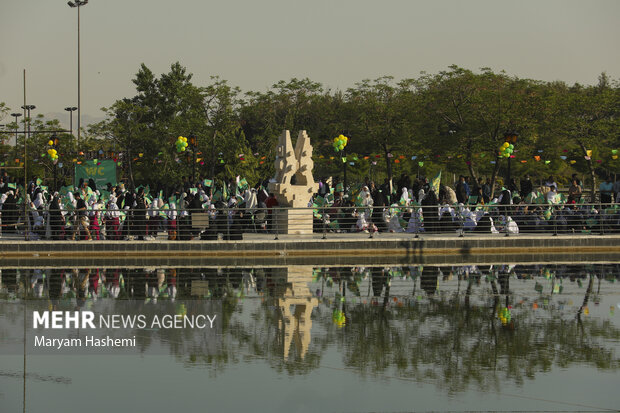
{"left": 600, "top": 176, "right": 613, "bottom": 204}
{"left": 167, "top": 196, "right": 178, "bottom": 240}
{"left": 89, "top": 202, "right": 102, "bottom": 240}
{"left": 177, "top": 192, "right": 191, "bottom": 240}
{"left": 147, "top": 194, "right": 162, "bottom": 240}
{"left": 265, "top": 192, "right": 278, "bottom": 233}
{"left": 48, "top": 194, "right": 65, "bottom": 240}
{"left": 1, "top": 189, "right": 18, "bottom": 234}
{"left": 520, "top": 174, "right": 533, "bottom": 199}
{"left": 71, "top": 192, "right": 91, "bottom": 241}
{"left": 135, "top": 187, "right": 148, "bottom": 240}
{"left": 614, "top": 177, "right": 620, "bottom": 204}
{"left": 482, "top": 178, "right": 492, "bottom": 204}
{"left": 568, "top": 179, "right": 583, "bottom": 203}
{"left": 455, "top": 176, "right": 469, "bottom": 204}
{"left": 121, "top": 191, "right": 134, "bottom": 240}
{"left": 421, "top": 189, "right": 440, "bottom": 233}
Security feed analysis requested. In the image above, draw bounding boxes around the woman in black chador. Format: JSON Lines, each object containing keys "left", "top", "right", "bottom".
{"left": 49, "top": 194, "right": 65, "bottom": 240}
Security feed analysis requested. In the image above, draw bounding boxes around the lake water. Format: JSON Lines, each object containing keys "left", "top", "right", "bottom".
{"left": 1, "top": 264, "right": 619, "bottom": 412}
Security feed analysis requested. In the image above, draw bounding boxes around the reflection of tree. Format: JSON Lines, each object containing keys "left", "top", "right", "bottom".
{"left": 338, "top": 284, "right": 619, "bottom": 394}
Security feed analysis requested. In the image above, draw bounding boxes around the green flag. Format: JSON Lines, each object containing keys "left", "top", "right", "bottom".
{"left": 238, "top": 178, "right": 248, "bottom": 190}
{"left": 203, "top": 179, "right": 212, "bottom": 187}
{"left": 313, "top": 196, "right": 325, "bottom": 207}
{"left": 36, "top": 178, "right": 42, "bottom": 186}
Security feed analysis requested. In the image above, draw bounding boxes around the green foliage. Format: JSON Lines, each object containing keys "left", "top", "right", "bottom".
{"left": 3, "top": 66, "right": 618, "bottom": 189}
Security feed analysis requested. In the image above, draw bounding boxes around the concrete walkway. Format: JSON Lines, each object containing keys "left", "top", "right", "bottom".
{"left": 1, "top": 232, "right": 619, "bottom": 267}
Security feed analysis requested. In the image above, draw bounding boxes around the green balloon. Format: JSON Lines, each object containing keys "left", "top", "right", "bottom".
{"left": 509, "top": 144, "right": 514, "bottom": 150}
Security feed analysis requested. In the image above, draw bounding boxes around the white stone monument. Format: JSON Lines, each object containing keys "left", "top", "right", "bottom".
{"left": 268, "top": 130, "right": 319, "bottom": 235}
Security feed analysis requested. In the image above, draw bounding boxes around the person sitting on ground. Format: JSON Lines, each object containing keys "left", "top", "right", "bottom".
{"left": 546, "top": 185, "right": 558, "bottom": 204}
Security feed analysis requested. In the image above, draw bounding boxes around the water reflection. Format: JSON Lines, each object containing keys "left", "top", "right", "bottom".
{"left": 1, "top": 264, "right": 619, "bottom": 393}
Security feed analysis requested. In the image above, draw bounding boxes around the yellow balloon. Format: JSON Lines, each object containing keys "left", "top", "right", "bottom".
{"left": 48, "top": 140, "right": 54, "bottom": 146}
{"left": 47, "top": 149, "right": 53, "bottom": 154}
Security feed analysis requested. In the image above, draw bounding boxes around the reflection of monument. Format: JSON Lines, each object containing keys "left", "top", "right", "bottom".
{"left": 274, "top": 266, "right": 318, "bottom": 360}
{"left": 268, "top": 130, "right": 319, "bottom": 234}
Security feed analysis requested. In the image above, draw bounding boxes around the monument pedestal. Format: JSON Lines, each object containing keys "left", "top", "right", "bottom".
{"left": 272, "top": 208, "right": 314, "bottom": 235}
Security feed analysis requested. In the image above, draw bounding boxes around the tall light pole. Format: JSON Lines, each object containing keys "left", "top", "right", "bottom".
{"left": 67, "top": 0, "right": 88, "bottom": 148}
{"left": 64, "top": 106, "right": 77, "bottom": 137}
{"left": 10, "top": 113, "right": 22, "bottom": 146}
{"left": 21, "top": 105, "right": 36, "bottom": 144}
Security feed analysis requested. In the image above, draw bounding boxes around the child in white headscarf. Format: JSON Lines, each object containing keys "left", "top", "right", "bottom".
{"left": 105, "top": 195, "right": 121, "bottom": 240}
{"left": 400, "top": 187, "right": 410, "bottom": 205}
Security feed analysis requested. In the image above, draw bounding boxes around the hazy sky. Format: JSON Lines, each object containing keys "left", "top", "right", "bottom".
{"left": 1, "top": 0, "right": 619, "bottom": 128}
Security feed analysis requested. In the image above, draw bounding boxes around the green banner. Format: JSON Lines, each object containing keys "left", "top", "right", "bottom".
{"left": 75, "top": 160, "right": 117, "bottom": 189}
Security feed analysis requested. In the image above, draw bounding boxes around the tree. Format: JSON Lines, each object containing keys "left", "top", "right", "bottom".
{"left": 543, "top": 76, "right": 619, "bottom": 201}
{"left": 346, "top": 77, "right": 408, "bottom": 193}
{"left": 412, "top": 66, "right": 545, "bottom": 196}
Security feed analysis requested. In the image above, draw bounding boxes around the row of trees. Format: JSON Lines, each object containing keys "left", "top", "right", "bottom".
{"left": 1, "top": 64, "right": 618, "bottom": 198}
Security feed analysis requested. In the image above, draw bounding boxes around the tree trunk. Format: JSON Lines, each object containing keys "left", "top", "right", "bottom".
{"left": 466, "top": 137, "right": 477, "bottom": 182}
{"left": 578, "top": 141, "right": 596, "bottom": 203}
{"left": 127, "top": 147, "right": 135, "bottom": 190}
{"left": 467, "top": 159, "right": 477, "bottom": 182}
{"left": 489, "top": 157, "right": 501, "bottom": 199}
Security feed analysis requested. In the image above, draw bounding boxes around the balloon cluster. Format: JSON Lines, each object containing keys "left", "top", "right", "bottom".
{"left": 176, "top": 136, "right": 188, "bottom": 152}
{"left": 499, "top": 141, "right": 514, "bottom": 158}
{"left": 497, "top": 306, "right": 511, "bottom": 325}
{"left": 47, "top": 140, "right": 58, "bottom": 161}
{"left": 332, "top": 134, "right": 348, "bottom": 152}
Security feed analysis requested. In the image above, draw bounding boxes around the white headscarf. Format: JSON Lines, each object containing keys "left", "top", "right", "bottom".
{"left": 400, "top": 187, "right": 410, "bottom": 204}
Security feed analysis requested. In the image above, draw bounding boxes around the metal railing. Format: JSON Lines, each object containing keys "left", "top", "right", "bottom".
{"left": 1, "top": 202, "right": 619, "bottom": 241}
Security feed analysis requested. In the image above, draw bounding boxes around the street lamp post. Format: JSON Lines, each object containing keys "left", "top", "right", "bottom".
{"left": 64, "top": 106, "right": 77, "bottom": 137}
{"left": 188, "top": 133, "right": 197, "bottom": 184}
{"left": 67, "top": 0, "right": 88, "bottom": 148}
{"left": 50, "top": 134, "right": 60, "bottom": 191}
{"left": 10, "top": 113, "right": 22, "bottom": 146}
{"left": 503, "top": 130, "right": 519, "bottom": 187}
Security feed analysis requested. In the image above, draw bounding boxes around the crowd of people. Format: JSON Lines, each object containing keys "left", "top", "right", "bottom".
{"left": 0, "top": 169, "right": 619, "bottom": 240}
